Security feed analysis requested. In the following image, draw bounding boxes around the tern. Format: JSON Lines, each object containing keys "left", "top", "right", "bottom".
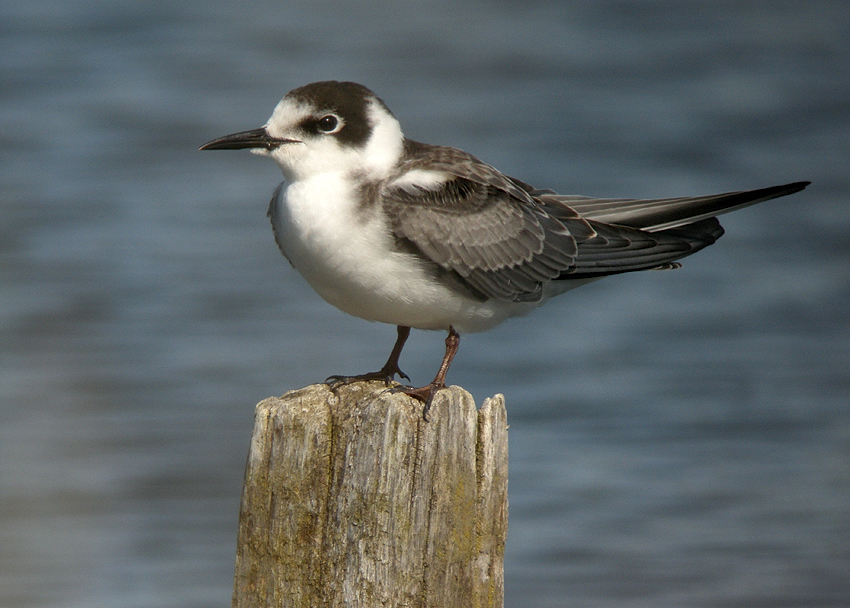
{"left": 201, "top": 80, "right": 809, "bottom": 417}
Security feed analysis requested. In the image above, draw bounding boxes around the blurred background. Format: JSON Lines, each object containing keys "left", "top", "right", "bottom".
{"left": 2, "top": 1, "right": 849, "bottom": 606}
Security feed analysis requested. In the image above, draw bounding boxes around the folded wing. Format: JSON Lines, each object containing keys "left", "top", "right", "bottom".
{"left": 384, "top": 140, "right": 807, "bottom": 302}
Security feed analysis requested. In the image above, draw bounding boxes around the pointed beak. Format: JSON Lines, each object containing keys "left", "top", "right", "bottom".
{"left": 199, "top": 128, "right": 300, "bottom": 151}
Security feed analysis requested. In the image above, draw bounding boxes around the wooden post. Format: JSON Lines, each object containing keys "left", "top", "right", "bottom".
{"left": 232, "top": 382, "right": 508, "bottom": 608}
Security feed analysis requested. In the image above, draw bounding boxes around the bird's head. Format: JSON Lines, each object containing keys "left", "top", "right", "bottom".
{"left": 200, "top": 81, "right": 404, "bottom": 182}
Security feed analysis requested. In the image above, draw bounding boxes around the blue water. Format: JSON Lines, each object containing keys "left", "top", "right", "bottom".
{"left": 2, "top": 1, "right": 849, "bottom": 606}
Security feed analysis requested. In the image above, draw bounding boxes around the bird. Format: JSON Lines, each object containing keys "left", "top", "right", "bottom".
{"left": 200, "top": 80, "right": 809, "bottom": 418}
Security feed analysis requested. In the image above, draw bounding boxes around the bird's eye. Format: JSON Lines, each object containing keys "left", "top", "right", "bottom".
{"left": 317, "top": 115, "right": 340, "bottom": 133}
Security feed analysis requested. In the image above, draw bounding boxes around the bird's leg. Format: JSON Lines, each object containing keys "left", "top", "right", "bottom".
{"left": 326, "top": 325, "right": 411, "bottom": 387}
{"left": 394, "top": 326, "right": 460, "bottom": 421}
{"left": 375, "top": 325, "right": 412, "bottom": 382}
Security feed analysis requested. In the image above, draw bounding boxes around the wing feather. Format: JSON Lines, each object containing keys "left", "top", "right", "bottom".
{"left": 383, "top": 140, "right": 804, "bottom": 301}
{"left": 384, "top": 143, "right": 589, "bottom": 301}
{"left": 522, "top": 182, "right": 810, "bottom": 231}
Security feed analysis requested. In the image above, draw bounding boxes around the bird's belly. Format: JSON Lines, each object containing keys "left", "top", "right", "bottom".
{"left": 271, "top": 181, "right": 505, "bottom": 332}
{"left": 269, "top": 179, "right": 592, "bottom": 333}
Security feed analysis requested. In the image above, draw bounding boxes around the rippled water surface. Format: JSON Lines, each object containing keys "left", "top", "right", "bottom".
{"left": 2, "top": 1, "right": 849, "bottom": 606}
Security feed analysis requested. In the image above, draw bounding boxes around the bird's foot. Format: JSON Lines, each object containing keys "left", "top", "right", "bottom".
{"left": 325, "top": 364, "right": 410, "bottom": 389}
{"left": 389, "top": 381, "right": 446, "bottom": 421}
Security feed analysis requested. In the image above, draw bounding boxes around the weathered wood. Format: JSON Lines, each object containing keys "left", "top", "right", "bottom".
{"left": 232, "top": 382, "right": 508, "bottom": 608}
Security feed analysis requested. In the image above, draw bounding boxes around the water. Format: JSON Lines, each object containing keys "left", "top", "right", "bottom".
{"left": 2, "top": 1, "right": 849, "bottom": 606}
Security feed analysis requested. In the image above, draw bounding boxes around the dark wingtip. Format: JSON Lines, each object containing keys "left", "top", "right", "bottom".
{"left": 783, "top": 181, "right": 811, "bottom": 194}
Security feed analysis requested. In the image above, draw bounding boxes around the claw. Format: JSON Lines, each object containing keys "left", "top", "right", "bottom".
{"left": 324, "top": 325, "right": 460, "bottom": 422}
{"left": 325, "top": 368, "right": 405, "bottom": 388}
{"left": 324, "top": 326, "right": 411, "bottom": 388}
{"left": 390, "top": 382, "right": 444, "bottom": 421}
{"left": 389, "top": 326, "right": 460, "bottom": 421}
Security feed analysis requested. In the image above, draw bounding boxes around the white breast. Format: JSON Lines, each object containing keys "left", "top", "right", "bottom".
{"left": 268, "top": 173, "right": 530, "bottom": 333}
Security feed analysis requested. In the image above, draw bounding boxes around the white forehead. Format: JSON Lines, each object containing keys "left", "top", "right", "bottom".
{"left": 265, "top": 97, "right": 312, "bottom": 134}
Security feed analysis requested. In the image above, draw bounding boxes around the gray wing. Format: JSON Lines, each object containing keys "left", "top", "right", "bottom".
{"left": 384, "top": 141, "right": 727, "bottom": 302}
{"left": 515, "top": 180, "right": 810, "bottom": 231}
{"left": 383, "top": 144, "right": 591, "bottom": 302}
{"left": 566, "top": 219, "right": 723, "bottom": 279}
